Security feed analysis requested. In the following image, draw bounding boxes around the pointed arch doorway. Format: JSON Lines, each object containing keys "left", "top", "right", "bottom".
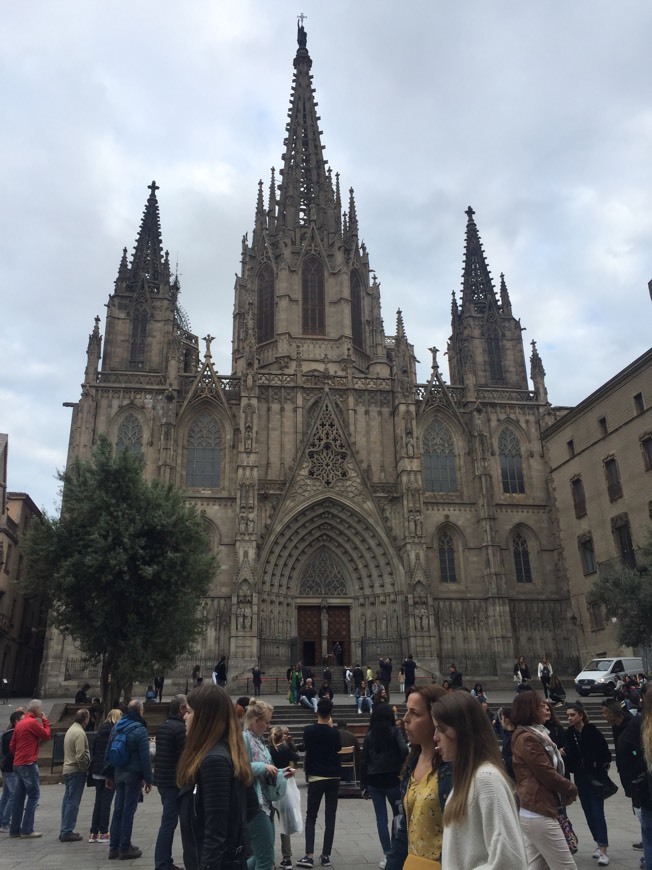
{"left": 296, "top": 549, "right": 351, "bottom": 667}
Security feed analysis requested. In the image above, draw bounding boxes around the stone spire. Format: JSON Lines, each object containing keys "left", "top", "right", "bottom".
{"left": 530, "top": 339, "right": 548, "bottom": 403}
{"left": 499, "top": 272, "right": 512, "bottom": 316}
{"left": 128, "top": 181, "right": 164, "bottom": 291}
{"left": 461, "top": 206, "right": 498, "bottom": 313}
{"left": 276, "top": 23, "right": 334, "bottom": 230}
{"left": 84, "top": 315, "right": 102, "bottom": 383}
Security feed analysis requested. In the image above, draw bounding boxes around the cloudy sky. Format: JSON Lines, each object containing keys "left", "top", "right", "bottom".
{"left": 2, "top": 0, "right": 651, "bottom": 512}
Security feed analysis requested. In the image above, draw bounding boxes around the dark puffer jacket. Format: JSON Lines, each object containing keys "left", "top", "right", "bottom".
{"left": 90, "top": 720, "right": 113, "bottom": 776}
{"left": 154, "top": 713, "right": 186, "bottom": 789}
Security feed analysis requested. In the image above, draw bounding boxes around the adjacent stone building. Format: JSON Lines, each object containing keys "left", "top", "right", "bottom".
{"left": 542, "top": 349, "right": 652, "bottom": 664}
{"left": 0, "top": 435, "right": 48, "bottom": 694}
{"left": 42, "top": 26, "right": 580, "bottom": 691}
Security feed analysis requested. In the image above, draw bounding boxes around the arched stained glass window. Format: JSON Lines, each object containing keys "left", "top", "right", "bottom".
{"left": 116, "top": 413, "right": 143, "bottom": 455}
{"left": 130, "top": 306, "right": 148, "bottom": 366}
{"left": 438, "top": 532, "right": 457, "bottom": 583}
{"left": 499, "top": 428, "right": 525, "bottom": 494}
{"left": 513, "top": 532, "right": 533, "bottom": 583}
{"left": 300, "top": 550, "right": 347, "bottom": 595}
{"left": 186, "top": 412, "right": 221, "bottom": 488}
{"left": 350, "top": 270, "right": 364, "bottom": 350}
{"left": 302, "top": 256, "right": 325, "bottom": 335}
{"left": 486, "top": 323, "right": 503, "bottom": 383}
{"left": 257, "top": 263, "right": 275, "bottom": 344}
{"left": 423, "top": 421, "right": 457, "bottom": 492}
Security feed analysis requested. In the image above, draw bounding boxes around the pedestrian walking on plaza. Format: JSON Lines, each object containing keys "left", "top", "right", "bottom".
{"left": 402, "top": 654, "right": 416, "bottom": 699}
{"left": 252, "top": 665, "right": 265, "bottom": 697}
{"left": 59, "top": 707, "right": 91, "bottom": 842}
{"left": 511, "top": 691, "right": 578, "bottom": 868}
{"left": 361, "top": 703, "right": 408, "bottom": 865}
{"left": 379, "top": 657, "right": 392, "bottom": 701}
{"left": 9, "top": 698, "right": 50, "bottom": 839}
{"left": 269, "top": 726, "right": 302, "bottom": 869}
{"left": 385, "top": 685, "right": 448, "bottom": 870}
{"left": 212, "top": 655, "right": 228, "bottom": 687}
{"left": 154, "top": 674, "right": 165, "bottom": 702}
{"left": 432, "top": 691, "right": 526, "bottom": 868}
{"left": 0, "top": 709, "right": 25, "bottom": 832}
{"left": 105, "top": 698, "right": 153, "bottom": 861}
{"left": 296, "top": 698, "right": 341, "bottom": 869}
{"left": 244, "top": 699, "right": 294, "bottom": 870}
{"left": 88, "top": 707, "right": 121, "bottom": 843}
{"left": 564, "top": 702, "right": 612, "bottom": 866}
{"left": 177, "top": 683, "right": 253, "bottom": 870}
{"left": 154, "top": 694, "right": 188, "bottom": 870}
{"left": 538, "top": 655, "right": 553, "bottom": 699}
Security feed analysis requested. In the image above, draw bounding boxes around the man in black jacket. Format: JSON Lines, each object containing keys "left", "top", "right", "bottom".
{"left": 153, "top": 694, "right": 187, "bottom": 870}
{"left": 296, "top": 699, "right": 342, "bottom": 868}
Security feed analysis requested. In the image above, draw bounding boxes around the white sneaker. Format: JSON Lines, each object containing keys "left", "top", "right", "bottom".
{"left": 592, "top": 848, "right": 601, "bottom": 859}
{"left": 379, "top": 860, "right": 387, "bottom": 869}
{"left": 597, "top": 856, "right": 609, "bottom": 866}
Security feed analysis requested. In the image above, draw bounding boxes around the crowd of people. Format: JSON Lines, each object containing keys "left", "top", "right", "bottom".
{"left": 2, "top": 655, "right": 651, "bottom": 869}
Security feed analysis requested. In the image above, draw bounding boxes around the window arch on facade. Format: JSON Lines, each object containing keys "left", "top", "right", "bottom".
{"left": 256, "top": 263, "right": 275, "bottom": 344}
{"left": 350, "top": 270, "right": 364, "bottom": 350}
{"left": 302, "top": 256, "right": 325, "bottom": 335}
{"left": 499, "top": 427, "right": 525, "bottom": 494}
{"left": 299, "top": 549, "right": 347, "bottom": 596}
{"left": 423, "top": 420, "right": 457, "bottom": 493}
{"left": 512, "top": 530, "right": 533, "bottom": 583}
{"left": 437, "top": 530, "right": 458, "bottom": 583}
{"left": 130, "top": 306, "right": 148, "bottom": 366}
{"left": 116, "top": 412, "right": 143, "bottom": 456}
{"left": 186, "top": 411, "right": 222, "bottom": 488}
{"left": 486, "top": 322, "right": 503, "bottom": 383}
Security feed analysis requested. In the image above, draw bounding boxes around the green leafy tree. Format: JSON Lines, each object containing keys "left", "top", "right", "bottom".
{"left": 587, "top": 527, "right": 652, "bottom": 649}
{"left": 21, "top": 436, "right": 217, "bottom": 709}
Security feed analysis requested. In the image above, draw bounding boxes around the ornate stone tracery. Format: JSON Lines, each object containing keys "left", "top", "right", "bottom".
{"left": 299, "top": 549, "right": 348, "bottom": 595}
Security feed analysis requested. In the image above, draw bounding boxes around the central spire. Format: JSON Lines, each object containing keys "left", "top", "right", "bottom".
{"left": 276, "top": 23, "right": 333, "bottom": 229}
{"left": 461, "top": 206, "right": 498, "bottom": 313}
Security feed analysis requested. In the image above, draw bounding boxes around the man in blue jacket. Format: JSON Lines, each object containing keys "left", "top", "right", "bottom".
{"left": 105, "top": 699, "right": 153, "bottom": 861}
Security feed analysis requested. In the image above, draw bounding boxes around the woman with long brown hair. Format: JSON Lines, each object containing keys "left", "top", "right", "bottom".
{"left": 385, "top": 685, "right": 448, "bottom": 870}
{"left": 432, "top": 691, "right": 526, "bottom": 868}
{"left": 177, "top": 683, "right": 253, "bottom": 870}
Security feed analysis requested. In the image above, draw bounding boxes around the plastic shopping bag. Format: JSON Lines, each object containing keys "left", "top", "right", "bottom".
{"left": 275, "top": 775, "right": 303, "bottom": 836}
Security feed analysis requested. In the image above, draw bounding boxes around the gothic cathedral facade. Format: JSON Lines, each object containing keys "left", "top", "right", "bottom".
{"left": 44, "top": 27, "right": 577, "bottom": 690}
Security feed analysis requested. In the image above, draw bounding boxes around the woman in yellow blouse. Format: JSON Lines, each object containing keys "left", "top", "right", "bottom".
{"left": 385, "top": 684, "right": 448, "bottom": 870}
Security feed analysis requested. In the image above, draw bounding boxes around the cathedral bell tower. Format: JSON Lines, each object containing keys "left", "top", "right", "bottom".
{"left": 448, "top": 207, "right": 528, "bottom": 391}
{"left": 102, "top": 181, "right": 198, "bottom": 376}
{"left": 232, "top": 23, "right": 389, "bottom": 379}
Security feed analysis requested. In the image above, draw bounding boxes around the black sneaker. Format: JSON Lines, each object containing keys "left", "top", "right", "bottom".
{"left": 320, "top": 858, "right": 331, "bottom": 867}
{"left": 296, "top": 858, "right": 314, "bottom": 868}
{"left": 634, "top": 843, "right": 644, "bottom": 851}
{"left": 280, "top": 861, "right": 293, "bottom": 869}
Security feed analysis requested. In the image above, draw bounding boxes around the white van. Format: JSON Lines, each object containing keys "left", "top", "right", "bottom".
{"left": 574, "top": 657, "right": 644, "bottom": 696}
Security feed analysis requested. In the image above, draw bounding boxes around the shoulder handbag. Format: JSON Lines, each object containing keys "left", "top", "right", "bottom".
{"left": 589, "top": 769, "right": 618, "bottom": 800}
{"left": 556, "top": 805, "right": 578, "bottom": 854}
{"left": 261, "top": 769, "right": 287, "bottom": 803}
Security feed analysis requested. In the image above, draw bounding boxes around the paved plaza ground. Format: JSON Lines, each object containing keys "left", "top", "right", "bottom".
{"left": 0, "top": 694, "right": 647, "bottom": 869}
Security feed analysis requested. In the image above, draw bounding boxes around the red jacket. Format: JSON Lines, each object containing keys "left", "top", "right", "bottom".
{"left": 10, "top": 711, "right": 51, "bottom": 766}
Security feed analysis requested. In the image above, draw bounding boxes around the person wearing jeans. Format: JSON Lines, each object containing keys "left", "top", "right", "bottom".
{"left": 297, "top": 698, "right": 341, "bottom": 868}
{"left": 153, "top": 694, "right": 187, "bottom": 870}
{"left": 59, "top": 708, "right": 91, "bottom": 841}
{"left": 361, "top": 704, "right": 408, "bottom": 863}
{"left": 105, "top": 699, "right": 153, "bottom": 861}
{"left": 9, "top": 698, "right": 51, "bottom": 838}
{"left": 356, "top": 681, "right": 373, "bottom": 715}
{"left": 0, "top": 709, "right": 25, "bottom": 832}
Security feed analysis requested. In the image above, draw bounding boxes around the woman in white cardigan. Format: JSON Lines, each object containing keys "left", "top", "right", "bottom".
{"left": 432, "top": 691, "right": 526, "bottom": 869}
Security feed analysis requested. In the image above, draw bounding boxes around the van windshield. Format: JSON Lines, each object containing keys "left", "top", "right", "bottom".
{"left": 584, "top": 660, "right": 613, "bottom": 672}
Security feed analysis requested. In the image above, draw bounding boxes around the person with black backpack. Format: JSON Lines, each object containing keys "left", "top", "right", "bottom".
{"left": 104, "top": 699, "right": 153, "bottom": 861}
